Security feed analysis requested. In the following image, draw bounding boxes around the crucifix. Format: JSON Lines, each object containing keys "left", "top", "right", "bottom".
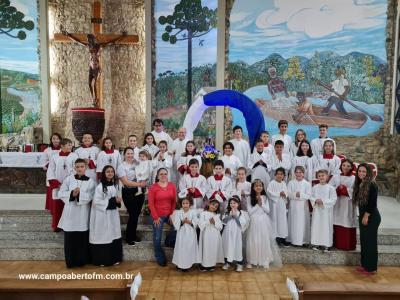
{"left": 53, "top": 0, "right": 139, "bottom": 108}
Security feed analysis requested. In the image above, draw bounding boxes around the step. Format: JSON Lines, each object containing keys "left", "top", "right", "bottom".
{"left": 0, "top": 239, "right": 399, "bottom": 266}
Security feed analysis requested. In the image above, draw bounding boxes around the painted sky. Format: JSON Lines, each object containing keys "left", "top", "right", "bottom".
{"left": 229, "top": 0, "right": 387, "bottom": 64}
{"left": 155, "top": 0, "right": 217, "bottom": 75}
{"left": 0, "top": 0, "right": 39, "bottom": 74}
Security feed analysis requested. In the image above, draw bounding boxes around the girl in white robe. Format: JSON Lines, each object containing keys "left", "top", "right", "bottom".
{"left": 246, "top": 180, "right": 282, "bottom": 269}
{"left": 141, "top": 133, "right": 159, "bottom": 159}
{"left": 198, "top": 200, "right": 224, "bottom": 271}
{"left": 126, "top": 134, "right": 140, "bottom": 162}
{"left": 178, "top": 159, "right": 207, "bottom": 210}
{"left": 74, "top": 133, "right": 99, "bottom": 182}
{"left": 287, "top": 166, "right": 312, "bottom": 246}
{"left": 152, "top": 140, "right": 173, "bottom": 182}
{"left": 315, "top": 140, "right": 341, "bottom": 181}
{"left": 249, "top": 140, "right": 271, "bottom": 188}
{"left": 291, "top": 140, "right": 315, "bottom": 182}
{"left": 221, "top": 197, "right": 248, "bottom": 272}
{"left": 96, "top": 137, "right": 121, "bottom": 180}
{"left": 221, "top": 142, "right": 242, "bottom": 182}
{"left": 310, "top": 170, "right": 337, "bottom": 251}
{"left": 172, "top": 197, "right": 200, "bottom": 271}
{"left": 206, "top": 160, "right": 232, "bottom": 213}
{"left": 177, "top": 141, "right": 202, "bottom": 185}
{"left": 58, "top": 159, "right": 96, "bottom": 268}
{"left": 90, "top": 166, "right": 123, "bottom": 266}
{"left": 267, "top": 168, "right": 289, "bottom": 246}
{"left": 290, "top": 129, "right": 307, "bottom": 158}
{"left": 232, "top": 167, "right": 251, "bottom": 212}
{"left": 331, "top": 159, "right": 357, "bottom": 250}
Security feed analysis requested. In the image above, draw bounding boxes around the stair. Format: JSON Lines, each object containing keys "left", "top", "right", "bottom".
{"left": 0, "top": 210, "right": 399, "bottom": 266}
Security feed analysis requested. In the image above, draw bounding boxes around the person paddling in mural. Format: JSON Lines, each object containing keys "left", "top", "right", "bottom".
{"left": 321, "top": 67, "right": 350, "bottom": 119}
{"left": 292, "top": 92, "right": 314, "bottom": 123}
{"left": 61, "top": 28, "right": 127, "bottom": 107}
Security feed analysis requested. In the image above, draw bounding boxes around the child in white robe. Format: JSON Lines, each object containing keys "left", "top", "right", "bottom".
{"left": 74, "top": 133, "right": 99, "bottom": 182}
{"left": 287, "top": 166, "right": 312, "bottom": 246}
{"left": 178, "top": 158, "right": 207, "bottom": 210}
{"left": 291, "top": 140, "right": 315, "bottom": 182}
{"left": 232, "top": 167, "right": 251, "bottom": 211}
{"left": 246, "top": 180, "right": 281, "bottom": 269}
{"left": 271, "top": 120, "right": 292, "bottom": 157}
{"left": 135, "top": 150, "right": 153, "bottom": 196}
{"left": 249, "top": 140, "right": 271, "bottom": 188}
{"left": 290, "top": 129, "right": 307, "bottom": 158}
{"left": 258, "top": 131, "right": 273, "bottom": 155}
{"left": 172, "top": 197, "right": 200, "bottom": 271}
{"left": 310, "top": 124, "right": 336, "bottom": 157}
{"left": 270, "top": 140, "right": 291, "bottom": 182}
{"left": 126, "top": 134, "right": 140, "bottom": 162}
{"left": 221, "top": 196, "right": 248, "bottom": 272}
{"left": 141, "top": 133, "right": 159, "bottom": 158}
{"left": 198, "top": 200, "right": 224, "bottom": 271}
{"left": 267, "top": 167, "right": 290, "bottom": 247}
{"left": 206, "top": 160, "right": 232, "bottom": 213}
{"left": 96, "top": 137, "right": 121, "bottom": 180}
{"left": 221, "top": 141, "right": 242, "bottom": 182}
{"left": 90, "top": 165, "right": 123, "bottom": 266}
{"left": 152, "top": 140, "right": 173, "bottom": 182}
{"left": 315, "top": 139, "right": 341, "bottom": 180}
{"left": 229, "top": 125, "right": 251, "bottom": 170}
{"left": 310, "top": 169, "right": 337, "bottom": 252}
{"left": 58, "top": 158, "right": 96, "bottom": 268}
{"left": 177, "top": 140, "right": 202, "bottom": 186}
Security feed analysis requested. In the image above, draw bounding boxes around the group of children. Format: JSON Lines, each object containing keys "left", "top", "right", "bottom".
{"left": 42, "top": 118, "right": 359, "bottom": 270}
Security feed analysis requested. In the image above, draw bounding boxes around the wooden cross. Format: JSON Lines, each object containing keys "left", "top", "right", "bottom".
{"left": 52, "top": 0, "right": 139, "bottom": 108}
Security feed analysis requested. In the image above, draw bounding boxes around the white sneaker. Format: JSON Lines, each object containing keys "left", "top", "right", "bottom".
{"left": 222, "top": 263, "right": 230, "bottom": 270}
{"left": 312, "top": 246, "right": 319, "bottom": 251}
{"left": 246, "top": 263, "right": 252, "bottom": 269}
{"left": 236, "top": 265, "right": 243, "bottom": 272}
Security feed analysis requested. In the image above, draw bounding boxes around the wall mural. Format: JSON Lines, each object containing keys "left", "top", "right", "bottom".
{"left": 0, "top": 0, "right": 39, "bottom": 135}
{"left": 154, "top": 0, "right": 217, "bottom": 140}
{"left": 228, "top": 0, "right": 387, "bottom": 140}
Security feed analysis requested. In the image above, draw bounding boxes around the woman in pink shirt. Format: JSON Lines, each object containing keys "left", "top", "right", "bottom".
{"left": 148, "top": 168, "right": 177, "bottom": 266}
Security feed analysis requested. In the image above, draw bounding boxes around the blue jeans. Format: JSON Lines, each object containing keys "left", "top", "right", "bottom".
{"left": 152, "top": 216, "right": 168, "bottom": 264}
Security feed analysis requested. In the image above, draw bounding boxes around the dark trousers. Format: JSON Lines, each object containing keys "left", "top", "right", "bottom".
{"left": 122, "top": 187, "right": 145, "bottom": 243}
{"left": 64, "top": 231, "right": 90, "bottom": 268}
{"left": 359, "top": 209, "right": 381, "bottom": 272}
{"left": 322, "top": 96, "right": 348, "bottom": 116}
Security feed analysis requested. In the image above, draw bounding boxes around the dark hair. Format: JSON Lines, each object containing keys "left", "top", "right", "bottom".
{"left": 81, "top": 132, "right": 93, "bottom": 140}
{"left": 128, "top": 134, "right": 137, "bottom": 140}
{"left": 143, "top": 133, "right": 157, "bottom": 146}
{"left": 123, "top": 147, "right": 134, "bottom": 156}
{"left": 183, "top": 140, "right": 197, "bottom": 156}
{"left": 278, "top": 120, "right": 288, "bottom": 127}
{"left": 340, "top": 158, "right": 354, "bottom": 175}
{"left": 154, "top": 140, "right": 168, "bottom": 157}
{"left": 188, "top": 158, "right": 199, "bottom": 166}
{"left": 61, "top": 138, "right": 72, "bottom": 146}
{"left": 101, "top": 137, "right": 114, "bottom": 151}
{"left": 179, "top": 196, "right": 193, "bottom": 207}
{"left": 352, "top": 163, "right": 375, "bottom": 207}
{"left": 75, "top": 158, "right": 86, "bottom": 165}
{"left": 213, "top": 159, "right": 224, "bottom": 168}
{"left": 153, "top": 119, "right": 163, "bottom": 126}
{"left": 260, "top": 130, "right": 270, "bottom": 136}
{"left": 225, "top": 196, "right": 241, "bottom": 215}
{"left": 255, "top": 139, "right": 264, "bottom": 146}
{"left": 100, "top": 165, "right": 117, "bottom": 193}
{"left": 49, "top": 133, "right": 62, "bottom": 148}
{"left": 205, "top": 199, "right": 220, "bottom": 214}
{"left": 323, "top": 140, "right": 335, "bottom": 155}
{"left": 274, "top": 140, "right": 284, "bottom": 146}
{"left": 155, "top": 167, "right": 168, "bottom": 182}
{"left": 250, "top": 180, "right": 266, "bottom": 207}
{"left": 223, "top": 141, "right": 234, "bottom": 151}
{"left": 233, "top": 125, "right": 242, "bottom": 132}
{"left": 296, "top": 140, "right": 313, "bottom": 157}
{"left": 275, "top": 167, "right": 286, "bottom": 176}
{"left": 319, "top": 124, "right": 329, "bottom": 129}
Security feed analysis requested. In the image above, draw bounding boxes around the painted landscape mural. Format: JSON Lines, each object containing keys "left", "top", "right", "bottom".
{"left": 154, "top": 0, "right": 217, "bottom": 139}
{"left": 0, "top": 0, "right": 40, "bottom": 134}
{"left": 228, "top": 0, "right": 387, "bottom": 140}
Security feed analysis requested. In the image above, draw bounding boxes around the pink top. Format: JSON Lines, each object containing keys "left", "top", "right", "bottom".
{"left": 148, "top": 182, "right": 177, "bottom": 220}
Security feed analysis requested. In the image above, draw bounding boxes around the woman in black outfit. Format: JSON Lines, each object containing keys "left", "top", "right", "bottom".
{"left": 353, "top": 163, "right": 381, "bottom": 275}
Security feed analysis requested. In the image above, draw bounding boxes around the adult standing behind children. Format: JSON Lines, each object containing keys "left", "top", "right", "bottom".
{"left": 151, "top": 119, "right": 173, "bottom": 148}
{"left": 353, "top": 163, "right": 381, "bottom": 275}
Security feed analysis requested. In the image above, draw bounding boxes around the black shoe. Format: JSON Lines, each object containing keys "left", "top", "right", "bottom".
{"left": 134, "top": 237, "right": 141, "bottom": 243}
{"left": 281, "top": 240, "right": 291, "bottom": 248}
{"left": 158, "top": 261, "right": 167, "bottom": 267}
{"left": 127, "top": 241, "right": 136, "bottom": 246}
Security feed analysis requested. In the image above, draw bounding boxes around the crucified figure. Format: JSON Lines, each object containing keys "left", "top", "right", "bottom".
{"left": 61, "top": 28, "right": 127, "bottom": 107}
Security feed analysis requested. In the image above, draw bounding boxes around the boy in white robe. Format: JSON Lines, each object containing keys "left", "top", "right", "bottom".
{"left": 270, "top": 140, "right": 292, "bottom": 182}
{"left": 310, "top": 169, "right": 337, "bottom": 252}
{"left": 267, "top": 167, "right": 290, "bottom": 247}
{"left": 58, "top": 158, "right": 96, "bottom": 268}
{"left": 74, "top": 133, "right": 99, "bottom": 182}
{"left": 287, "top": 166, "right": 312, "bottom": 246}
{"left": 271, "top": 120, "right": 292, "bottom": 157}
{"left": 221, "top": 141, "right": 242, "bottom": 182}
{"left": 206, "top": 160, "right": 232, "bottom": 213}
{"left": 259, "top": 130, "right": 274, "bottom": 155}
{"left": 178, "top": 158, "right": 207, "bottom": 210}
{"left": 229, "top": 125, "right": 250, "bottom": 170}
{"left": 172, "top": 197, "right": 200, "bottom": 271}
{"left": 151, "top": 118, "right": 173, "bottom": 148}
{"left": 248, "top": 140, "right": 271, "bottom": 188}
{"left": 310, "top": 124, "right": 336, "bottom": 157}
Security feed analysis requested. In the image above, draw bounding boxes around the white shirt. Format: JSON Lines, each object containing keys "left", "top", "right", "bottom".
{"left": 271, "top": 134, "right": 292, "bottom": 156}
{"left": 331, "top": 76, "right": 349, "bottom": 96}
{"left": 151, "top": 130, "right": 173, "bottom": 148}
{"left": 117, "top": 161, "right": 136, "bottom": 182}
{"left": 229, "top": 138, "right": 250, "bottom": 167}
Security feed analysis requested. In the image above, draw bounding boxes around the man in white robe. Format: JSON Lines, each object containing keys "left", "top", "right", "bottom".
{"left": 151, "top": 118, "right": 173, "bottom": 148}
{"left": 170, "top": 127, "right": 189, "bottom": 184}
{"left": 229, "top": 125, "right": 250, "bottom": 169}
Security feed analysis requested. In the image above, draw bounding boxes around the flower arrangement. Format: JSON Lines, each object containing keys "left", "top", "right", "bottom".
{"left": 200, "top": 137, "right": 220, "bottom": 162}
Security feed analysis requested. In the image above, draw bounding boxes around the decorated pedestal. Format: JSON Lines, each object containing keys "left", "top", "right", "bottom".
{"left": 71, "top": 108, "right": 105, "bottom": 142}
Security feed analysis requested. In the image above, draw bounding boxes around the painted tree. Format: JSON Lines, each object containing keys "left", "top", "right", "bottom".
{"left": 0, "top": 0, "right": 34, "bottom": 40}
{"left": 158, "top": 0, "right": 217, "bottom": 107}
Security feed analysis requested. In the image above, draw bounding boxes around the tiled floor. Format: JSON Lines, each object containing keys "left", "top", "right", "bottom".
{"left": 1, "top": 261, "right": 400, "bottom": 299}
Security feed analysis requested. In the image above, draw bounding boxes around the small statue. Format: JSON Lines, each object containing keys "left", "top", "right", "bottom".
{"left": 61, "top": 27, "right": 127, "bottom": 107}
